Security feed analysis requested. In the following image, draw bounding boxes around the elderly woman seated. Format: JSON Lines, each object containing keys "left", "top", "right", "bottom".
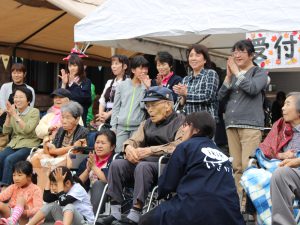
{"left": 35, "top": 88, "right": 84, "bottom": 140}
{"left": 0, "top": 86, "right": 40, "bottom": 185}
{"left": 77, "top": 129, "right": 115, "bottom": 214}
{"left": 240, "top": 92, "right": 300, "bottom": 224}
{"left": 28, "top": 101, "right": 89, "bottom": 188}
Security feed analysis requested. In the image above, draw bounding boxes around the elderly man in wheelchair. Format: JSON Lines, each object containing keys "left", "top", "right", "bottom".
{"left": 240, "top": 92, "right": 300, "bottom": 224}
{"left": 97, "top": 86, "right": 185, "bottom": 225}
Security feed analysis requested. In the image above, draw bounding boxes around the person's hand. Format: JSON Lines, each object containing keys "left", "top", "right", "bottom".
{"left": 140, "top": 74, "right": 151, "bottom": 89}
{"left": 99, "top": 112, "right": 109, "bottom": 123}
{"left": 5, "top": 101, "right": 16, "bottom": 117}
{"left": 227, "top": 56, "right": 239, "bottom": 76}
{"left": 137, "top": 147, "right": 152, "bottom": 160}
{"left": 156, "top": 74, "right": 163, "bottom": 86}
{"left": 43, "top": 136, "right": 51, "bottom": 148}
{"left": 279, "top": 158, "right": 300, "bottom": 168}
{"left": 87, "top": 153, "right": 96, "bottom": 169}
{"left": 173, "top": 84, "right": 187, "bottom": 96}
{"left": 74, "top": 139, "right": 87, "bottom": 147}
{"left": 124, "top": 145, "right": 139, "bottom": 164}
{"left": 278, "top": 149, "right": 296, "bottom": 160}
{"left": 58, "top": 69, "right": 69, "bottom": 85}
{"left": 48, "top": 125, "right": 58, "bottom": 134}
{"left": 53, "top": 167, "right": 66, "bottom": 183}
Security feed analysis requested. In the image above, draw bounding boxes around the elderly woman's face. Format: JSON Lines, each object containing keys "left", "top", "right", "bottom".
{"left": 61, "top": 111, "right": 79, "bottom": 132}
{"left": 282, "top": 96, "right": 300, "bottom": 125}
{"left": 53, "top": 96, "right": 69, "bottom": 108}
{"left": 13, "top": 90, "right": 29, "bottom": 111}
{"left": 94, "top": 135, "right": 114, "bottom": 158}
{"left": 188, "top": 49, "right": 206, "bottom": 73}
{"left": 145, "top": 100, "right": 170, "bottom": 123}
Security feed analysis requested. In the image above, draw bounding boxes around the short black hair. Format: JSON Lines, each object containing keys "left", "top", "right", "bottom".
{"left": 13, "top": 161, "right": 37, "bottom": 184}
{"left": 185, "top": 111, "right": 216, "bottom": 139}
{"left": 155, "top": 51, "right": 174, "bottom": 68}
{"left": 232, "top": 39, "right": 255, "bottom": 56}
{"left": 14, "top": 86, "right": 33, "bottom": 104}
{"left": 95, "top": 129, "right": 116, "bottom": 147}
{"left": 131, "top": 55, "right": 149, "bottom": 69}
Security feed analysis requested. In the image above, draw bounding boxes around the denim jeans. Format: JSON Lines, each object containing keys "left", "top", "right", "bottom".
{"left": 0, "top": 147, "right": 31, "bottom": 185}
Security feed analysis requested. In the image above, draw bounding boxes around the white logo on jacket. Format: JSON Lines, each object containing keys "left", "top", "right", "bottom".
{"left": 201, "top": 147, "right": 231, "bottom": 172}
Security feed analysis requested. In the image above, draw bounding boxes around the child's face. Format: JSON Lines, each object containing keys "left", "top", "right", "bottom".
{"left": 132, "top": 66, "right": 148, "bottom": 80}
{"left": 13, "top": 172, "right": 30, "bottom": 188}
{"left": 50, "top": 180, "right": 72, "bottom": 193}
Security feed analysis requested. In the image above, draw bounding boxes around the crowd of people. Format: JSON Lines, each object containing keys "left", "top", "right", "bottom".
{"left": 0, "top": 39, "right": 296, "bottom": 225}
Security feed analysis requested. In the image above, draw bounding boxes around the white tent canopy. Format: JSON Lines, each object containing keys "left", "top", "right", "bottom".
{"left": 75, "top": 0, "right": 300, "bottom": 67}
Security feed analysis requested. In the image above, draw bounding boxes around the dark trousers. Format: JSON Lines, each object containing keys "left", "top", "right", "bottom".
{"left": 0, "top": 147, "right": 31, "bottom": 184}
{"left": 106, "top": 159, "right": 158, "bottom": 205}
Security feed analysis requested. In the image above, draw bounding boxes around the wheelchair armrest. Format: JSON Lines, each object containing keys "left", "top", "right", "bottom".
{"left": 113, "top": 152, "right": 124, "bottom": 160}
{"left": 29, "top": 145, "right": 43, "bottom": 158}
{"left": 158, "top": 154, "right": 171, "bottom": 177}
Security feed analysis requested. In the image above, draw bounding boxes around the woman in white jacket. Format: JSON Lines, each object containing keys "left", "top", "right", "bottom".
{"left": 0, "top": 63, "right": 35, "bottom": 112}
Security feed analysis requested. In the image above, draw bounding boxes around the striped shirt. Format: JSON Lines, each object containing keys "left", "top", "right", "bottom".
{"left": 182, "top": 69, "right": 219, "bottom": 119}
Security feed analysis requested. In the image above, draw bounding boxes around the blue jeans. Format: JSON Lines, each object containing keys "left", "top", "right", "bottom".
{"left": 0, "top": 147, "right": 31, "bottom": 185}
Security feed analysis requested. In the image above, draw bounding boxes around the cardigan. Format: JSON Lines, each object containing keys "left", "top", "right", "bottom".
{"left": 3, "top": 107, "right": 41, "bottom": 149}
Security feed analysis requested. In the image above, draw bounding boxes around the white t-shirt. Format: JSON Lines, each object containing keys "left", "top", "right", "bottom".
{"left": 67, "top": 183, "right": 95, "bottom": 222}
{"left": 99, "top": 78, "right": 123, "bottom": 108}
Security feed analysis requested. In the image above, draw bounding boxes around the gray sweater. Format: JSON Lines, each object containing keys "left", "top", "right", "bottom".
{"left": 218, "top": 66, "right": 268, "bottom": 128}
{"left": 110, "top": 79, "right": 146, "bottom": 131}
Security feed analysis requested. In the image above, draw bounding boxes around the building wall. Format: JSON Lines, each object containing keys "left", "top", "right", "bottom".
{"left": 269, "top": 71, "right": 300, "bottom": 94}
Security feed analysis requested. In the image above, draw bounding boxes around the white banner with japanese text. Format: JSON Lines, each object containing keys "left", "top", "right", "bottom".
{"left": 246, "top": 31, "right": 300, "bottom": 69}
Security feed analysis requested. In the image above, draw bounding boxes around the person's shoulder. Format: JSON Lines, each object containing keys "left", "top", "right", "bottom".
{"left": 118, "top": 79, "right": 130, "bottom": 88}
{"left": 105, "top": 79, "right": 114, "bottom": 86}
{"left": 251, "top": 66, "right": 267, "bottom": 76}
{"left": 70, "top": 183, "right": 87, "bottom": 195}
{"left": 30, "top": 107, "right": 40, "bottom": 114}
{"left": 29, "top": 183, "right": 42, "bottom": 192}
{"left": 0, "top": 82, "right": 12, "bottom": 89}
{"left": 174, "top": 113, "right": 185, "bottom": 122}
{"left": 205, "top": 68, "right": 218, "bottom": 76}
{"left": 25, "top": 84, "right": 34, "bottom": 90}
{"left": 77, "top": 125, "right": 89, "bottom": 134}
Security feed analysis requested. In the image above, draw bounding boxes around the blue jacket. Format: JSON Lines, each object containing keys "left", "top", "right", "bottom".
{"left": 151, "top": 74, "right": 182, "bottom": 102}
{"left": 156, "top": 136, "right": 245, "bottom": 225}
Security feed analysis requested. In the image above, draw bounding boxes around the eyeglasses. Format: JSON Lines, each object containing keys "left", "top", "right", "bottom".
{"left": 231, "top": 51, "right": 248, "bottom": 57}
{"left": 145, "top": 101, "right": 165, "bottom": 110}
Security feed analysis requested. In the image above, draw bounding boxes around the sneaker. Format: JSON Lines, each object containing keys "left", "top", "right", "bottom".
{"left": 96, "top": 215, "right": 117, "bottom": 225}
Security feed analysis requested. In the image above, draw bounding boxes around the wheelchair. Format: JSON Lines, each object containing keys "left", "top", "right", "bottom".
{"left": 93, "top": 154, "right": 170, "bottom": 225}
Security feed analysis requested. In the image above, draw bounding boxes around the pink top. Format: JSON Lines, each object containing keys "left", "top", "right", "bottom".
{"left": 161, "top": 72, "right": 174, "bottom": 86}
{"left": 0, "top": 183, "right": 43, "bottom": 217}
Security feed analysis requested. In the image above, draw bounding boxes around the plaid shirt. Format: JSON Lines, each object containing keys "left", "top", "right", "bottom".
{"left": 182, "top": 69, "right": 219, "bottom": 119}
